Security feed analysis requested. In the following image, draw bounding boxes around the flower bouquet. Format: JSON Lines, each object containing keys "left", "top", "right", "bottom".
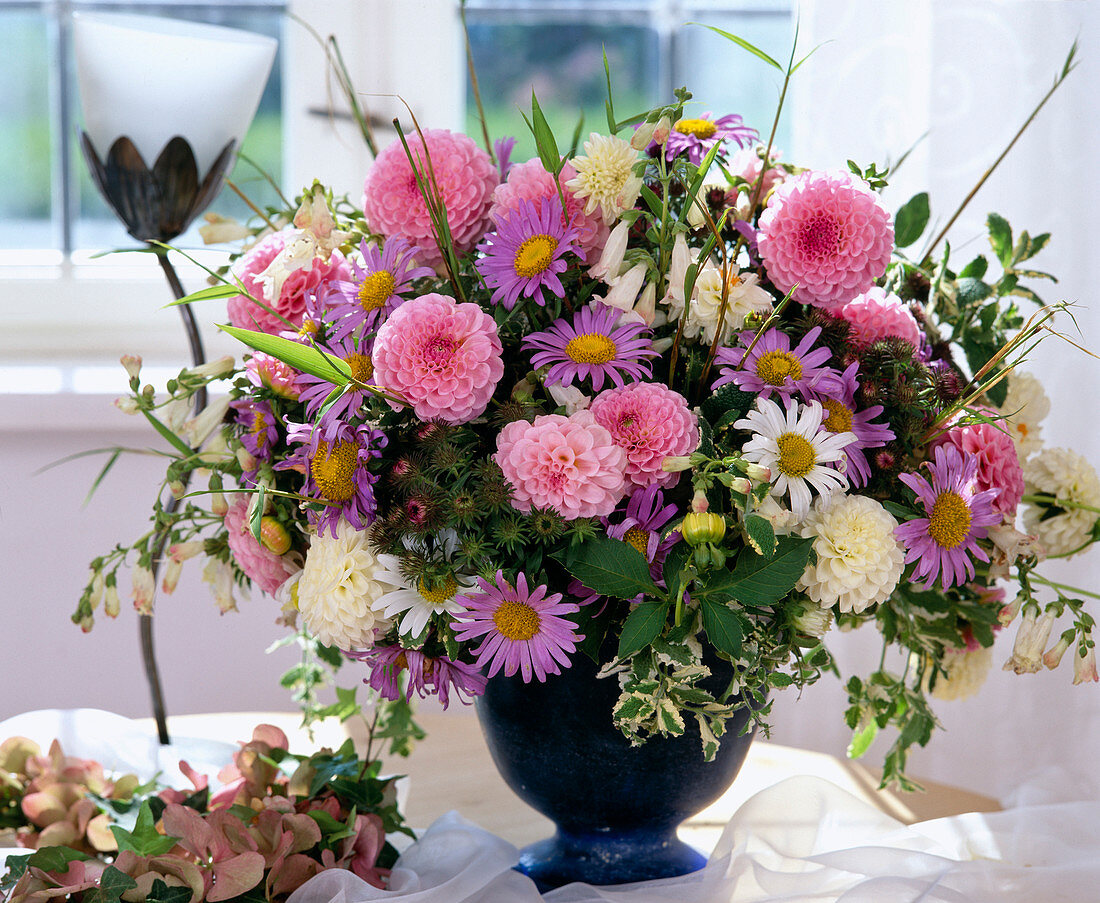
{"left": 55, "top": 25, "right": 1100, "bottom": 889}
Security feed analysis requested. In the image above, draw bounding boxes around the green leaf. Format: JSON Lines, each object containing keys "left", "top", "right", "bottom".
{"left": 847, "top": 721, "right": 878, "bottom": 759}
{"left": 690, "top": 22, "right": 782, "bottom": 70}
{"left": 703, "top": 536, "right": 814, "bottom": 605}
{"left": 700, "top": 598, "right": 745, "bottom": 659}
{"left": 528, "top": 91, "right": 562, "bottom": 175}
{"left": 557, "top": 536, "right": 663, "bottom": 601}
{"left": 743, "top": 514, "right": 776, "bottom": 557}
{"left": 219, "top": 326, "right": 352, "bottom": 385}
{"left": 110, "top": 801, "right": 179, "bottom": 857}
{"left": 84, "top": 867, "right": 140, "bottom": 903}
{"left": 141, "top": 409, "right": 195, "bottom": 457}
{"left": 987, "top": 212, "right": 1013, "bottom": 266}
{"left": 956, "top": 277, "right": 993, "bottom": 308}
{"left": 145, "top": 879, "right": 195, "bottom": 903}
{"left": 958, "top": 255, "right": 988, "bottom": 280}
{"left": 164, "top": 282, "right": 242, "bottom": 308}
{"left": 893, "top": 192, "right": 929, "bottom": 248}
{"left": 617, "top": 600, "right": 670, "bottom": 659}
{"left": 661, "top": 540, "right": 692, "bottom": 593}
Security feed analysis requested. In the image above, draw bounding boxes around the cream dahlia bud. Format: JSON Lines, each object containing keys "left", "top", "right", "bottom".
{"left": 931, "top": 647, "right": 993, "bottom": 701}
{"left": 1042, "top": 632, "right": 1074, "bottom": 670}
{"left": 682, "top": 511, "right": 725, "bottom": 545}
{"left": 120, "top": 354, "right": 143, "bottom": 381}
{"left": 1004, "top": 609, "right": 1055, "bottom": 674}
{"left": 1073, "top": 645, "right": 1098, "bottom": 684}
{"left": 790, "top": 602, "right": 832, "bottom": 638}
{"left": 132, "top": 565, "right": 156, "bottom": 615}
{"left": 797, "top": 495, "right": 904, "bottom": 614}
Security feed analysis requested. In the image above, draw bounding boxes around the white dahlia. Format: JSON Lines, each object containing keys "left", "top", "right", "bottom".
{"left": 930, "top": 646, "right": 993, "bottom": 701}
{"left": 797, "top": 494, "right": 904, "bottom": 613}
{"left": 297, "top": 520, "right": 394, "bottom": 650}
{"left": 1023, "top": 448, "right": 1100, "bottom": 557}
{"left": 998, "top": 371, "right": 1050, "bottom": 460}
{"left": 667, "top": 259, "right": 773, "bottom": 345}
{"left": 566, "top": 133, "right": 643, "bottom": 224}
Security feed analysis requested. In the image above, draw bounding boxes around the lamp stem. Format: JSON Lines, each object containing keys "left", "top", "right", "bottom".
{"left": 140, "top": 248, "right": 210, "bottom": 745}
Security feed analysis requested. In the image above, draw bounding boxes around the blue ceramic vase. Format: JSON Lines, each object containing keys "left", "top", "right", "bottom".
{"left": 475, "top": 648, "right": 756, "bottom": 890}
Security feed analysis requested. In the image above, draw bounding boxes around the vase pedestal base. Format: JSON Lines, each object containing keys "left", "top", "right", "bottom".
{"left": 517, "top": 826, "right": 706, "bottom": 891}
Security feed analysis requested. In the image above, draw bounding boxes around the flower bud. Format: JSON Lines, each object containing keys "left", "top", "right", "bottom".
{"left": 728, "top": 476, "right": 752, "bottom": 495}
{"left": 653, "top": 115, "right": 672, "bottom": 146}
{"left": 170, "top": 540, "right": 204, "bottom": 563}
{"left": 260, "top": 517, "right": 292, "bottom": 555}
{"left": 1073, "top": 645, "right": 1098, "bottom": 684}
{"left": 104, "top": 579, "right": 121, "bottom": 618}
{"left": 184, "top": 355, "right": 235, "bottom": 380}
{"left": 682, "top": 511, "right": 726, "bottom": 545}
{"left": 791, "top": 603, "right": 833, "bottom": 639}
{"left": 630, "top": 119, "right": 657, "bottom": 150}
{"left": 132, "top": 566, "right": 156, "bottom": 615}
{"left": 1042, "top": 632, "right": 1073, "bottom": 670}
{"left": 998, "top": 592, "right": 1025, "bottom": 626}
{"left": 88, "top": 569, "right": 105, "bottom": 612}
{"left": 210, "top": 488, "right": 229, "bottom": 517}
{"left": 120, "top": 354, "right": 142, "bottom": 381}
{"left": 661, "top": 455, "right": 693, "bottom": 473}
{"left": 236, "top": 447, "right": 258, "bottom": 473}
{"left": 168, "top": 480, "right": 186, "bottom": 499}
{"left": 182, "top": 396, "right": 231, "bottom": 448}
{"left": 743, "top": 463, "right": 771, "bottom": 482}
{"left": 162, "top": 558, "right": 183, "bottom": 594}
{"left": 114, "top": 395, "right": 141, "bottom": 415}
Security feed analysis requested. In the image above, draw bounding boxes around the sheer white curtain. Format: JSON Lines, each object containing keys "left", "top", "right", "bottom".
{"left": 767, "top": 0, "right": 1100, "bottom": 799}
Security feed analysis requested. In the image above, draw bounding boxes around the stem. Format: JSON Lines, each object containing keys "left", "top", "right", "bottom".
{"left": 1022, "top": 493, "right": 1100, "bottom": 516}
{"left": 1029, "top": 574, "right": 1100, "bottom": 602}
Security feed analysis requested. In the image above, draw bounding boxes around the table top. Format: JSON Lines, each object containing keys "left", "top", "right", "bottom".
{"left": 156, "top": 710, "right": 1001, "bottom": 853}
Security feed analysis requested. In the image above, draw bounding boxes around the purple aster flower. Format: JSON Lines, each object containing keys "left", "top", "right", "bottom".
{"left": 427, "top": 656, "right": 487, "bottom": 707}
{"left": 322, "top": 236, "right": 434, "bottom": 342}
{"left": 278, "top": 417, "right": 387, "bottom": 537}
{"left": 295, "top": 332, "right": 377, "bottom": 421}
{"left": 713, "top": 326, "right": 845, "bottom": 402}
{"left": 522, "top": 302, "right": 659, "bottom": 392}
{"left": 894, "top": 444, "right": 1001, "bottom": 590}
{"left": 230, "top": 398, "right": 278, "bottom": 464}
{"left": 662, "top": 112, "right": 757, "bottom": 165}
{"left": 345, "top": 644, "right": 485, "bottom": 709}
{"left": 476, "top": 195, "right": 579, "bottom": 310}
{"left": 454, "top": 570, "right": 582, "bottom": 683}
{"left": 494, "top": 135, "right": 517, "bottom": 181}
{"left": 806, "top": 362, "right": 895, "bottom": 488}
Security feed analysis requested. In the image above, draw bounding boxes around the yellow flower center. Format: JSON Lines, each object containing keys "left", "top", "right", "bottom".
{"left": 820, "top": 398, "right": 854, "bottom": 433}
{"left": 492, "top": 600, "right": 541, "bottom": 641}
{"left": 928, "top": 491, "right": 972, "bottom": 550}
{"left": 310, "top": 438, "right": 360, "bottom": 502}
{"left": 344, "top": 352, "right": 374, "bottom": 383}
{"left": 417, "top": 575, "right": 458, "bottom": 606}
{"left": 755, "top": 350, "right": 803, "bottom": 386}
{"left": 775, "top": 432, "right": 817, "bottom": 479}
{"left": 623, "top": 527, "right": 649, "bottom": 557}
{"left": 358, "top": 270, "right": 396, "bottom": 312}
{"left": 674, "top": 117, "right": 717, "bottom": 139}
{"left": 298, "top": 320, "right": 319, "bottom": 339}
{"left": 513, "top": 234, "right": 558, "bottom": 278}
{"left": 565, "top": 333, "right": 617, "bottom": 364}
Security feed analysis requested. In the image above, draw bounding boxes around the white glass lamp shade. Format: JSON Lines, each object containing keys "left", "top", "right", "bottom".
{"left": 73, "top": 12, "right": 278, "bottom": 177}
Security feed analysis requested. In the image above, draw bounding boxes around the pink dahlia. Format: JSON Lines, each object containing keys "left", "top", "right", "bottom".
{"left": 495, "top": 410, "right": 627, "bottom": 519}
{"left": 490, "top": 157, "right": 610, "bottom": 264}
{"left": 589, "top": 383, "right": 699, "bottom": 489}
{"left": 245, "top": 352, "right": 300, "bottom": 400}
{"left": 223, "top": 497, "right": 296, "bottom": 596}
{"left": 729, "top": 145, "right": 785, "bottom": 198}
{"left": 933, "top": 412, "right": 1025, "bottom": 518}
{"left": 756, "top": 170, "right": 893, "bottom": 309}
{"left": 372, "top": 293, "right": 504, "bottom": 424}
{"left": 837, "top": 287, "right": 922, "bottom": 349}
{"left": 362, "top": 129, "right": 499, "bottom": 268}
{"left": 227, "top": 230, "right": 352, "bottom": 335}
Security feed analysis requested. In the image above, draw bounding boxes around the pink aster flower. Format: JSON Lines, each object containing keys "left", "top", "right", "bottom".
{"left": 837, "top": 286, "right": 923, "bottom": 349}
{"left": 495, "top": 410, "right": 627, "bottom": 519}
{"left": 933, "top": 410, "right": 1025, "bottom": 518}
{"left": 490, "top": 157, "right": 610, "bottom": 264}
{"left": 589, "top": 382, "right": 699, "bottom": 489}
{"left": 278, "top": 418, "right": 387, "bottom": 537}
{"left": 895, "top": 444, "right": 1001, "bottom": 590}
{"left": 454, "top": 570, "right": 582, "bottom": 683}
{"left": 806, "top": 361, "right": 895, "bottom": 488}
{"left": 223, "top": 497, "right": 297, "bottom": 596}
{"left": 662, "top": 112, "right": 757, "bottom": 165}
{"left": 522, "top": 302, "right": 658, "bottom": 391}
{"left": 245, "top": 352, "right": 300, "bottom": 400}
{"left": 362, "top": 129, "right": 499, "bottom": 268}
{"left": 372, "top": 293, "right": 504, "bottom": 424}
{"left": 713, "top": 326, "right": 845, "bottom": 402}
{"left": 476, "top": 195, "right": 579, "bottom": 310}
{"left": 323, "top": 237, "right": 435, "bottom": 343}
{"left": 757, "top": 170, "right": 893, "bottom": 309}
{"left": 227, "top": 229, "right": 352, "bottom": 335}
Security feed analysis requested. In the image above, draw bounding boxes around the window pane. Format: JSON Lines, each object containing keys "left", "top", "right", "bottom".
{"left": 465, "top": 17, "right": 660, "bottom": 163}
{"left": 71, "top": 4, "right": 285, "bottom": 252}
{"left": 0, "top": 9, "right": 55, "bottom": 250}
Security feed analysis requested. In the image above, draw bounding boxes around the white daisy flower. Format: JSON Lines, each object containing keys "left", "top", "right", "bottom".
{"left": 566, "top": 133, "right": 643, "bottom": 224}
{"left": 375, "top": 531, "right": 474, "bottom": 639}
{"left": 734, "top": 397, "right": 855, "bottom": 522}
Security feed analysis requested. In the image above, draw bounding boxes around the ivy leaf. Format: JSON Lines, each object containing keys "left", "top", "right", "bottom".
{"left": 109, "top": 801, "right": 179, "bottom": 857}
{"left": 84, "top": 867, "right": 139, "bottom": 903}
{"left": 617, "top": 600, "right": 670, "bottom": 659}
{"left": 146, "top": 880, "right": 196, "bottom": 903}
{"left": 700, "top": 598, "right": 745, "bottom": 659}
{"left": 987, "top": 212, "right": 1013, "bottom": 267}
{"left": 556, "top": 536, "right": 663, "bottom": 601}
{"left": 893, "top": 191, "right": 930, "bottom": 248}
